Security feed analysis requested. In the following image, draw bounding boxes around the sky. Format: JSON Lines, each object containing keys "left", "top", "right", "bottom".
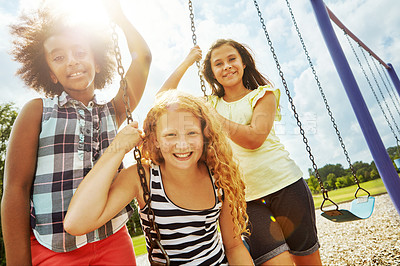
{"left": 1, "top": 0, "right": 400, "bottom": 179}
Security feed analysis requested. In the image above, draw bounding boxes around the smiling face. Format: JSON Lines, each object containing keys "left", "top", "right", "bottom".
{"left": 44, "top": 31, "right": 99, "bottom": 96}
{"left": 155, "top": 110, "right": 204, "bottom": 171}
{"left": 210, "top": 44, "right": 246, "bottom": 91}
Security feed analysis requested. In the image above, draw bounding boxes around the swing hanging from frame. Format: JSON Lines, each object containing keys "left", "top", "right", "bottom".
{"left": 252, "top": 0, "right": 375, "bottom": 222}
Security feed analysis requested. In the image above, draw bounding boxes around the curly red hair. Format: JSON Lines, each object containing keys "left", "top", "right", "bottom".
{"left": 142, "top": 90, "right": 249, "bottom": 237}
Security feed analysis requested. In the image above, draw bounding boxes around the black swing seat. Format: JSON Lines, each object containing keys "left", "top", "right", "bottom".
{"left": 321, "top": 196, "right": 375, "bottom": 222}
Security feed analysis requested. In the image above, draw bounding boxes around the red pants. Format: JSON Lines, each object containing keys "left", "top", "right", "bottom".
{"left": 31, "top": 225, "right": 136, "bottom": 265}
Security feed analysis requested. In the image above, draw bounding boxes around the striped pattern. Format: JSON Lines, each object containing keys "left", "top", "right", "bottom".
{"left": 139, "top": 165, "right": 227, "bottom": 265}
{"left": 30, "top": 92, "right": 132, "bottom": 252}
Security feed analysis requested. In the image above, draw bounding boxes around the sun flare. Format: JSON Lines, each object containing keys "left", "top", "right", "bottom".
{"left": 41, "top": 0, "right": 109, "bottom": 27}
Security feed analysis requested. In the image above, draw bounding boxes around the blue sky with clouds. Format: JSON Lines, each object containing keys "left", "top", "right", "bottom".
{"left": 1, "top": 0, "right": 400, "bottom": 178}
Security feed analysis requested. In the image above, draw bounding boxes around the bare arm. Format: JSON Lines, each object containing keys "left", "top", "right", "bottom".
{"left": 219, "top": 200, "right": 254, "bottom": 265}
{"left": 218, "top": 91, "right": 276, "bottom": 149}
{"left": 64, "top": 122, "right": 143, "bottom": 235}
{"left": 1, "top": 99, "right": 42, "bottom": 265}
{"left": 104, "top": 0, "right": 152, "bottom": 127}
{"left": 158, "top": 45, "right": 202, "bottom": 95}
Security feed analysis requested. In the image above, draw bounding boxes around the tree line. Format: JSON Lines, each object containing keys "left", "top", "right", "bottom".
{"left": 306, "top": 161, "right": 381, "bottom": 194}
{"left": 306, "top": 146, "right": 400, "bottom": 193}
{"left": 306, "top": 145, "right": 400, "bottom": 194}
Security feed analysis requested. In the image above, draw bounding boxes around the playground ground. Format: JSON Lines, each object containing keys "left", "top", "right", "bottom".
{"left": 317, "top": 193, "right": 400, "bottom": 265}
{"left": 136, "top": 193, "right": 400, "bottom": 265}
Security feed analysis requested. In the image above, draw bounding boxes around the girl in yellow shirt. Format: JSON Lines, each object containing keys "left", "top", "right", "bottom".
{"left": 160, "top": 40, "right": 322, "bottom": 266}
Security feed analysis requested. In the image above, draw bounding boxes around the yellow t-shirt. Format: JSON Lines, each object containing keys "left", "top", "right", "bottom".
{"left": 209, "top": 85, "right": 302, "bottom": 201}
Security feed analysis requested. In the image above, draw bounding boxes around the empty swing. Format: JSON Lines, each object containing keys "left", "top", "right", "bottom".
{"left": 253, "top": 0, "right": 375, "bottom": 222}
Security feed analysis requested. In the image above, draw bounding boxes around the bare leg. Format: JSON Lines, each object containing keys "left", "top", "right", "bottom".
{"left": 260, "top": 251, "right": 295, "bottom": 266}
{"left": 292, "top": 250, "right": 322, "bottom": 266}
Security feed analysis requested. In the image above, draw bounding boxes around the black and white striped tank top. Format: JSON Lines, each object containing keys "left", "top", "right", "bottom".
{"left": 139, "top": 164, "right": 227, "bottom": 265}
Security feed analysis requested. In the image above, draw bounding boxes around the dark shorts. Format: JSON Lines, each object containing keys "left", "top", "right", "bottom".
{"left": 244, "top": 178, "right": 319, "bottom": 265}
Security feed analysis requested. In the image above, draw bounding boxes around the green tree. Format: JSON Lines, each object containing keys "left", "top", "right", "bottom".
{"left": 357, "top": 174, "right": 366, "bottom": 183}
{"left": 0, "top": 103, "right": 19, "bottom": 266}
{"left": 310, "top": 163, "right": 345, "bottom": 183}
{"left": 335, "top": 175, "right": 353, "bottom": 189}
{"left": 335, "top": 177, "right": 346, "bottom": 189}
{"left": 306, "top": 175, "right": 320, "bottom": 194}
{"left": 325, "top": 173, "right": 337, "bottom": 190}
{"left": 387, "top": 146, "right": 400, "bottom": 159}
{"left": 356, "top": 167, "right": 370, "bottom": 182}
{"left": 370, "top": 169, "right": 380, "bottom": 180}
{"left": 0, "top": 103, "right": 18, "bottom": 184}
{"left": 352, "top": 161, "right": 371, "bottom": 173}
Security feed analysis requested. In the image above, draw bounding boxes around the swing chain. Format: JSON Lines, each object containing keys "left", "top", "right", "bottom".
{"left": 110, "top": 22, "right": 170, "bottom": 265}
{"left": 345, "top": 33, "right": 400, "bottom": 146}
{"left": 285, "top": 0, "right": 361, "bottom": 192}
{"left": 371, "top": 53, "right": 400, "bottom": 119}
{"left": 133, "top": 150, "right": 170, "bottom": 266}
{"left": 252, "top": 0, "right": 329, "bottom": 207}
{"left": 111, "top": 24, "right": 133, "bottom": 124}
{"left": 188, "top": 0, "right": 208, "bottom": 97}
{"left": 364, "top": 48, "right": 400, "bottom": 136}
{"left": 380, "top": 63, "right": 400, "bottom": 111}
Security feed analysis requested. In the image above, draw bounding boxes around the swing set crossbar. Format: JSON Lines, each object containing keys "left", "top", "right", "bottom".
{"left": 326, "top": 7, "right": 389, "bottom": 69}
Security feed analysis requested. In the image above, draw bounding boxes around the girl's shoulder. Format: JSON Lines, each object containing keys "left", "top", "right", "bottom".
{"left": 11, "top": 98, "right": 43, "bottom": 139}
{"left": 248, "top": 85, "right": 279, "bottom": 104}
{"left": 125, "top": 160, "right": 152, "bottom": 174}
{"left": 249, "top": 85, "right": 281, "bottom": 121}
{"left": 125, "top": 160, "right": 154, "bottom": 208}
{"left": 20, "top": 98, "right": 43, "bottom": 120}
{"left": 24, "top": 98, "right": 44, "bottom": 110}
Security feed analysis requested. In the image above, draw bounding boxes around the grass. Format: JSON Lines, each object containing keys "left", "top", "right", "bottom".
{"left": 312, "top": 178, "right": 387, "bottom": 209}
{"left": 131, "top": 179, "right": 388, "bottom": 256}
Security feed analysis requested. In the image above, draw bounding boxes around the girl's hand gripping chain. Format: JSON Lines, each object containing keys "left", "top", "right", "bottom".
{"left": 108, "top": 121, "right": 144, "bottom": 155}
{"left": 158, "top": 45, "right": 202, "bottom": 94}
{"left": 184, "top": 45, "right": 202, "bottom": 66}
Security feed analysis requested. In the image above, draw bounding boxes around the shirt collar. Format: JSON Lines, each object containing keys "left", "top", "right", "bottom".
{"left": 58, "top": 91, "right": 107, "bottom": 107}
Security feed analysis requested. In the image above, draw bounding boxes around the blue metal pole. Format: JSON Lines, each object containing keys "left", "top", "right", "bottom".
{"left": 310, "top": 0, "right": 400, "bottom": 216}
{"left": 387, "top": 63, "right": 400, "bottom": 98}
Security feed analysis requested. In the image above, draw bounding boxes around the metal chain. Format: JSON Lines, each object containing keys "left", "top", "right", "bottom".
{"left": 111, "top": 24, "right": 133, "bottom": 124}
{"left": 371, "top": 55, "right": 400, "bottom": 119}
{"left": 284, "top": 0, "right": 363, "bottom": 195}
{"left": 252, "top": 0, "right": 337, "bottom": 211}
{"left": 359, "top": 42, "right": 400, "bottom": 137}
{"left": 381, "top": 62, "right": 400, "bottom": 161}
{"left": 345, "top": 33, "right": 400, "bottom": 148}
{"left": 133, "top": 150, "right": 170, "bottom": 266}
{"left": 188, "top": 0, "right": 207, "bottom": 97}
{"left": 110, "top": 23, "right": 170, "bottom": 265}
{"left": 380, "top": 63, "right": 400, "bottom": 110}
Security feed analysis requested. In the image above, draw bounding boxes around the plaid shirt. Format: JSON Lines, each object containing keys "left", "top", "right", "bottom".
{"left": 30, "top": 92, "right": 133, "bottom": 252}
